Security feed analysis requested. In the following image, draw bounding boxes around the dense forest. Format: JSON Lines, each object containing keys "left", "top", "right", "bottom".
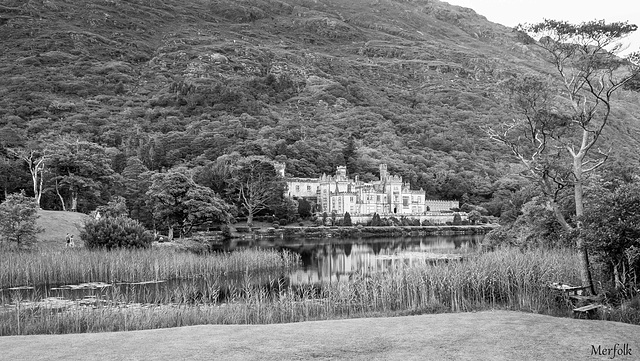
{"left": 1, "top": 0, "right": 639, "bottom": 226}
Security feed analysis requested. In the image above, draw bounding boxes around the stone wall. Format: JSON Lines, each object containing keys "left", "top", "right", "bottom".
{"left": 345, "top": 212, "right": 467, "bottom": 225}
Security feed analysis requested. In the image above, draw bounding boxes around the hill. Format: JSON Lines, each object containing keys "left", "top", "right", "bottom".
{"left": 36, "top": 210, "right": 90, "bottom": 246}
{"left": 1, "top": 0, "right": 639, "bottom": 214}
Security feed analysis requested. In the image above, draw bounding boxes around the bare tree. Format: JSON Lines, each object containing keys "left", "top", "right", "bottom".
{"left": 487, "top": 20, "right": 640, "bottom": 294}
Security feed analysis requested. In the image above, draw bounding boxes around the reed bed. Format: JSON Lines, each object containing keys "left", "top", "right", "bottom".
{"left": 1, "top": 247, "right": 598, "bottom": 336}
{"left": 0, "top": 248, "right": 301, "bottom": 288}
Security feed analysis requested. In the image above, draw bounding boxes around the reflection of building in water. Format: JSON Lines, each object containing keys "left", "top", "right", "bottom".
{"left": 288, "top": 237, "right": 480, "bottom": 285}
{"left": 284, "top": 163, "right": 459, "bottom": 216}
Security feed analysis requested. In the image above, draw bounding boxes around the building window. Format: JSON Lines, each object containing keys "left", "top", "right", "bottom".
{"left": 307, "top": 185, "right": 311, "bottom": 191}
{"left": 377, "top": 195, "right": 380, "bottom": 202}
{"left": 296, "top": 185, "right": 300, "bottom": 191}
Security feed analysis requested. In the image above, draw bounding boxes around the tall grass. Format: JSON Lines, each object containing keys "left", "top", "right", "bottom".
{"left": 1, "top": 248, "right": 594, "bottom": 336}
{"left": 0, "top": 248, "right": 300, "bottom": 288}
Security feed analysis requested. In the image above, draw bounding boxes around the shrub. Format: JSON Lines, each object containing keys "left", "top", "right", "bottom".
{"left": 343, "top": 212, "right": 352, "bottom": 226}
{"left": 81, "top": 216, "right": 153, "bottom": 249}
{"left": 221, "top": 225, "right": 232, "bottom": 238}
{"left": 371, "top": 213, "right": 382, "bottom": 226}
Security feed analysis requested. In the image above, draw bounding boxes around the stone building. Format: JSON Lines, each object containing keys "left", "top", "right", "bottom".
{"left": 285, "top": 164, "right": 459, "bottom": 216}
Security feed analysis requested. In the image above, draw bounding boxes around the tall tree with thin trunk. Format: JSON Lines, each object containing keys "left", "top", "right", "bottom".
{"left": 8, "top": 147, "right": 47, "bottom": 208}
{"left": 487, "top": 19, "right": 640, "bottom": 295}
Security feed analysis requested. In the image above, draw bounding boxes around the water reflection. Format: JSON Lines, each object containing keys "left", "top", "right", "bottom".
{"left": 225, "top": 234, "right": 483, "bottom": 285}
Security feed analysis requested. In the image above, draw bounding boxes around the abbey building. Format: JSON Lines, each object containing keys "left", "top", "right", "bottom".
{"left": 282, "top": 164, "right": 459, "bottom": 216}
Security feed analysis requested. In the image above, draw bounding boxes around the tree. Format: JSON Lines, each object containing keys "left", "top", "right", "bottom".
{"left": 297, "top": 198, "right": 312, "bottom": 218}
{"left": 583, "top": 181, "right": 640, "bottom": 292}
{"left": 46, "top": 139, "right": 115, "bottom": 212}
{"left": 467, "top": 210, "right": 482, "bottom": 225}
{"left": 121, "top": 157, "right": 154, "bottom": 227}
{"left": 487, "top": 20, "right": 640, "bottom": 294}
{"left": 343, "top": 136, "right": 358, "bottom": 176}
{"left": 8, "top": 147, "right": 47, "bottom": 207}
{"left": 95, "top": 196, "right": 129, "bottom": 218}
{"left": 0, "top": 192, "right": 43, "bottom": 248}
{"left": 146, "top": 170, "right": 234, "bottom": 238}
{"left": 343, "top": 211, "right": 353, "bottom": 226}
{"left": 0, "top": 155, "right": 27, "bottom": 200}
{"left": 229, "top": 157, "right": 286, "bottom": 226}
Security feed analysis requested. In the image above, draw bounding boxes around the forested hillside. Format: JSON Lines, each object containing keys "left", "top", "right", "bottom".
{"left": 1, "top": 0, "right": 639, "bottom": 221}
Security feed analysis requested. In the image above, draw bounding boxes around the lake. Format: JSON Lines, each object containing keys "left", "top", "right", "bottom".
{"left": 1, "top": 234, "right": 483, "bottom": 306}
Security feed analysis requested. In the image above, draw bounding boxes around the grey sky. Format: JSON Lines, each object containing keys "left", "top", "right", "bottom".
{"left": 444, "top": 0, "right": 640, "bottom": 55}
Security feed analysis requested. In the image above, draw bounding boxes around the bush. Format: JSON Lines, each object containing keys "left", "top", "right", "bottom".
{"left": 343, "top": 211, "right": 352, "bottom": 226}
{"left": 81, "top": 216, "right": 153, "bottom": 249}
{"left": 221, "top": 225, "right": 232, "bottom": 238}
{"left": 421, "top": 219, "right": 434, "bottom": 226}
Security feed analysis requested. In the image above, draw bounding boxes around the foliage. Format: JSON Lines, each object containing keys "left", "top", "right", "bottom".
{"left": 0, "top": 247, "right": 299, "bottom": 288}
{"left": 146, "top": 170, "right": 234, "bottom": 237}
{"left": 45, "top": 139, "right": 116, "bottom": 212}
{"left": 370, "top": 212, "right": 382, "bottom": 226}
{"left": 80, "top": 216, "right": 153, "bottom": 249}
{"left": 0, "top": 192, "right": 43, "bottom": 248}
{"left": 489, "top": 19, "right": 640, "bottom": 293}
{"left": 343, "top": 211, "right": 353, "bottom": 226}
{"left": 297, "top": 198, "right": 312, "bottom": 218}
{"left": 227, "top": 157, "right": 287, "bottom": 226}
{"left": 583, "top": 181, "right": 640, "bottom": 292}
{"left": 0, "top": 248, "right": 591, "bottom": 335}
{"left": 95, "top": 196, "right": 129, "bottom": 218}
{"left": 1, "top": 0, "right": 640, "bottom": 224}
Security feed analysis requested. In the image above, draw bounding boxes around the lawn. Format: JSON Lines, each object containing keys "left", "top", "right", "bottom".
{"left": 1, "top": 311, "right": 638, "bottom": 360}
{"left": 35, "top": 210, "right": 91, "bottom": 247}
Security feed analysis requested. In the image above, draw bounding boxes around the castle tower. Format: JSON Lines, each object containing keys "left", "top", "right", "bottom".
{"left": 274, "top": 162, "right": 286, "bottom": 177}
{"left": 379, "top": 164, "right": 388, "bottom": 181}
{"left": 336, "top": 166, "right": 347, "bottom": 179}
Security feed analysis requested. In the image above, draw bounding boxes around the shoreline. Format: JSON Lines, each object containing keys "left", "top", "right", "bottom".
{"left": 240, "top": 224, "right": 497, "bottom": 239}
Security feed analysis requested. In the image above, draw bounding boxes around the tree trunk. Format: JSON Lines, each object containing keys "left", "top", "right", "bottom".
{"left": 168, "top": 227, "right": 174, "bottom": 240}
{"left": 573, "top": 155, "right": 596, "bottom": 295}
{"left": 247, "top": 212, "right": 254, "bottom": 227}
{"left": 55, "top": 179, "right": 66, "bottom": 211}
{"left": 70, "top": 191, "right": 78, "bottom": 212}
{"left": 613, "top": 261, "right": 621, "bottom": 290}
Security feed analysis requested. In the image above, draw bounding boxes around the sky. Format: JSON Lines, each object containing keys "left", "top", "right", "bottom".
{"left": 443, "top": 0, "right": 640, "bottom": 55}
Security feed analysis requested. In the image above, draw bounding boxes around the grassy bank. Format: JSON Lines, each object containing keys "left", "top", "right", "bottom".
{"left": 1, "top": 248, "right": 595, "bottom": 336}
{"left": 0, "top": 248, "right": 300, "bottom": 288}
{"left": 3, "top": 311, "right": 640, "bottom": 361}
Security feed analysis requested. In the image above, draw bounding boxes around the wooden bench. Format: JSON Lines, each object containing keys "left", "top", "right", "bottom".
{"left": 573, "top": 303, "right": 603, "bottom": 318}
{"left": 548, "top": 283, "right": 589, "bottom": 296}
